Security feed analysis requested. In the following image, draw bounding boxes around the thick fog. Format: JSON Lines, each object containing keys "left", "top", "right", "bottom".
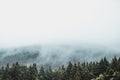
{"left": 0, "top": 0, "right": 120, "bottom": 67}
{"left": 0, "top": 0, "right": 120, "bottom": 48}
{"left": 0, "top": 45, "right": 120, "bottom": 68}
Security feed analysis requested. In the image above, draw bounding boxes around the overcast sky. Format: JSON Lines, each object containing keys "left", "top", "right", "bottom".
{"left": 0, "top": 0, "right": 120, "bottom": 47}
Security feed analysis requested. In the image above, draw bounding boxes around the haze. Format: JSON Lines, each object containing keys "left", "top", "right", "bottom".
{"left": 0, "top": 0, "right": 120, "bottom": 47}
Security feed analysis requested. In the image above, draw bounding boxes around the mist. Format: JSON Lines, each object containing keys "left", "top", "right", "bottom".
{"left": 0, "top": 0, "right": 120, "bottom": 67}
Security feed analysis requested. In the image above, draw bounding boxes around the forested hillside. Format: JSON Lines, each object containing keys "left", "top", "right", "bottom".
{"left": 0, "top": 57, "right": 119, "bottom": 80}
{"left": 0, "top": 45, "right": 120, "bottom": 67}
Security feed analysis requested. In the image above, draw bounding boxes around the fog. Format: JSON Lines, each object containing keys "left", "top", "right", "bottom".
{"left": 0, "top": 45, "right": 120, "bottom": 68}
{"left": 0, "top": 0, "right": 120, "bottom": 67}
{"left": 0, "top": 0, "right": 120, "bottom": 48}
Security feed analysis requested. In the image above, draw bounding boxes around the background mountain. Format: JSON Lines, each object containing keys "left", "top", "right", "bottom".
{"left": 0, "top": 45, "right": 120, "bottom": 68}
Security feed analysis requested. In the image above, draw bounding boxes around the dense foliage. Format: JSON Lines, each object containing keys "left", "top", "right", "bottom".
{"left": 0, "top": 57, "right": 120, "bottom": 80}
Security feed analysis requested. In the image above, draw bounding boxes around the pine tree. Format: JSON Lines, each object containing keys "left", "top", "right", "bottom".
{"left": 65, "top": 61, "right": 73, "bottom": 80}
{"left": 111, "top": 56, "right": 118, "bottom": 71}
{"left": 29, "top": 64, "right": 38, "bottom": 80}
{"left": 38, "top": 66, "right": 45, "bottom": 80}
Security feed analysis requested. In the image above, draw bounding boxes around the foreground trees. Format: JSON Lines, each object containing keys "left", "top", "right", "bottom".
{"left": 0, "top": 57, "right": 119, "bottom": 80}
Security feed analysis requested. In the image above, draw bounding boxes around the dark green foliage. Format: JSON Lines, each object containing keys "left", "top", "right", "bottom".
{"left": 0, "top": 57, "right": 119, "bottom": 80}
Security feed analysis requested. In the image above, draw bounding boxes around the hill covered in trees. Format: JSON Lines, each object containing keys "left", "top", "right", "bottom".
{"left": 0, "top": 45, "right": 120, "bottom": 67}
{"left": 0, "top": 56, "right": 120, "bottom": 80}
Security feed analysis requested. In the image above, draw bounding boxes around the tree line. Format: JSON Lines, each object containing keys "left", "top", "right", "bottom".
{"left": 0, "top": 56, "right": 120, "bottom": 80}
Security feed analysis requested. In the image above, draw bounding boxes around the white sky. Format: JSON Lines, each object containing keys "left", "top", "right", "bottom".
{"left": 0, "top": 0, "right": 120, "bottom": 47}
